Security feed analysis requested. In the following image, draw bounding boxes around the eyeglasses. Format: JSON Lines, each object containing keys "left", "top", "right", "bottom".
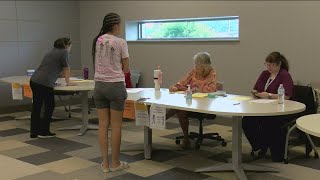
{"left": 264, "top": 62, "right": 277, "bottom": 67}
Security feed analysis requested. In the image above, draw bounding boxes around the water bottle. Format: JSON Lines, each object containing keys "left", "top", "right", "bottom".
{"left": 278, "top": 84, "right": 285, "bottom": 104}
{"left": 186, "top": 85, "right": 192, "bottom": 101}
{"left": 83, "top": 68, "right": 89, "bottom": 80}
{"left": 27, "top": 70, "right": 35, "bottom": 76}
{"left": 154, "top": 68, "right": 162, "bottom": 91}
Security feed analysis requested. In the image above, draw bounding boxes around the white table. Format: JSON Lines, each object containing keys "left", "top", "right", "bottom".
{"left": 296, "top": 114, "right": 320, "bottom": 156}
{"left": 297, "top": 114, "right": 320, "bottom": 137}
{"left": 126, "top": 88, "right": 306, "bottom": 180}
{"left": 0, "top": 76, "right": 97, "bottom": 135}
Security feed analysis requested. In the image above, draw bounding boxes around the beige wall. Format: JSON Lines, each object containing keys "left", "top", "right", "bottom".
{"left": 80, "top": 1, "right": 320, "bottom": 95}
{"left": 0, "top": 1, "right": 80, "bottom": 107}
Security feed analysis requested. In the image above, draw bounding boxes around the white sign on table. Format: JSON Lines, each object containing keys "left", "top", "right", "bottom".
{"left": 149, "top": 104, "right": 166, "bottom": 129}
{"left": 134, "top": 102, "right": 149, "bottom": 126}
{"left": 12, "top": 83, "right": 23, "bottom": 100}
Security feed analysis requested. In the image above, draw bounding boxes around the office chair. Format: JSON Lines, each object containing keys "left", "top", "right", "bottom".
{"left": 283, "top": 84, "right": 319, "bottom": 164}
{"left": 175, "top": 81, "right": 226, "bottom": 150}
{"left": 130, "top": 70, "right": 140, "bottom": 88}
{"left": 175, "top": 112, "right": 227, "bottom": 150}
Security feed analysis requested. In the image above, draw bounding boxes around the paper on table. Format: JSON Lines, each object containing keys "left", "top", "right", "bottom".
{"left": 169, "top": 91, "right": 185, "bottom": 94}
{"left": 135, "top": 102, "right": 149, "bottom": 126}
{"left": 149, "top": 104, "right": 166, "bottom": 130}
{"left": 73, "top": 80, "right": 94, "bottom": 83}
{"left": 55, "top": 83, "right": 66, "bottom": 87}
{"left": 126, "top": 88, "right": 144, "bottom": 93}
{"left": 192, "top": 93, "right": 208, "bottom": 98}
{"left": 249, "top": 99, "right": 277, "bottom": 103}
{"left": 12, "top": 83, "right": 23, "bottom": 100}
{"left": 23, "top": 84, "right": 32, "bottom": 98}
{"left": 123, "top": 100, "right": 135, "bottom": 119}
{"left": 70, "top": 77, "right": 83, "bottom": 80}
{"left": 229, "top": 96, "right": 252, "bottom": 101}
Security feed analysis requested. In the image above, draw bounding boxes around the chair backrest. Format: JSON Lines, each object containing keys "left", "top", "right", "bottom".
{"left": 130, "top": 70, "right": 140, "bottom": 74}
{"left": 292, "top": 85, "right": 318, "bottom": 117}
{"left": 130, "top": 70, "right": 140, "bottom": 88}
{"left": 217, "top": 81, "right": 224, "bottom": 91}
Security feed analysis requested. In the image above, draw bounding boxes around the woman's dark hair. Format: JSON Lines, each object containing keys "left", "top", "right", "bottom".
{"left": 54, "top": 37, "right": 71, "bottom": 49}
{"left": 265, "top": 51, "right": 289, "bottom": 71}
{"left": 91, "top": 13, "right": 121, "bottom": 66}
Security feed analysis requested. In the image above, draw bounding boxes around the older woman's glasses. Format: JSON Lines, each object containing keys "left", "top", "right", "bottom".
{"left": 264, "top": 62, "right": 277, "bottom": 67}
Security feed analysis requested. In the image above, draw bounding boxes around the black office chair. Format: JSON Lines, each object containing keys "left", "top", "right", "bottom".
{"left": 54, "top": 91, "right": 80, "bottom": 118}
{"left": 175, "top": 112, "right": 227, "bottom": 150}
{"left": 283, "top": 84, "right": 319, "bottom": 163}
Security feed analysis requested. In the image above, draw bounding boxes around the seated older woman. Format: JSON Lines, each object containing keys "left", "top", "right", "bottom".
{"left": 169, "top": 52, "right": 217, "bottom": 149}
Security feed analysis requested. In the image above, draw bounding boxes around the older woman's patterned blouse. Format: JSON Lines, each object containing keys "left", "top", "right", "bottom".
{"left": 170, "top": 68, "right": 217, "bottom": 93}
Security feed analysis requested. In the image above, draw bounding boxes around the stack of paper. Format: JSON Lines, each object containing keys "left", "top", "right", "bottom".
{"left": 249, "top": 99, "right": 277, "bottom": 103}
{"left": 73, "top": 80, "right": 94, "bottom": 83}
{"left": 228, "top": 96, "right": 252, "bottom": 101}
{"left": 169, "top": 91, "right": 185, "bottom": 94}
{"left": 192, "top": 93, "right": 208, "bottom": 98}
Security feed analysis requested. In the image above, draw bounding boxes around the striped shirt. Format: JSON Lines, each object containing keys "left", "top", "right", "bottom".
{"left": 94, "top": 34, "right": 129, "bottom": 82}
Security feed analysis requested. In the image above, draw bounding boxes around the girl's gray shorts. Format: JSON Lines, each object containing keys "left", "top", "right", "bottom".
{"left": 93, "top": 81, "right": 127, "bottom": 111}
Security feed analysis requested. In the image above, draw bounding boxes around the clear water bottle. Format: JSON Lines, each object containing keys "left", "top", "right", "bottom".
{"left": 277, "top": 84, "right": 285, "bottom": 104}
{"left": 186, "top": 85, "right": 192, "bottom": 101}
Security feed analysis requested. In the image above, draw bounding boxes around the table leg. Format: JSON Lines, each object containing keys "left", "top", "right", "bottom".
{"left": 306, "top": 133, "right": 320, "bottom": 155}
{"left": 196, "top": 116, "right": 278, "bottom": 180}
{"left": 58, "top": 91, "right": 98, "bottom": 135}
{"left": 121, "top": 126, "right": 153, "bottom": 159}
{"left": 144, "top": 126, "right": 152, "bottom": 159}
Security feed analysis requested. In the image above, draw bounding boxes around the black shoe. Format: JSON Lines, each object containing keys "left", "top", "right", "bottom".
{"left": 30, "top": 134, "right": 38, "bottom": 138}
{"left": 38, "top": 132, "right": 56, "bottom": 138}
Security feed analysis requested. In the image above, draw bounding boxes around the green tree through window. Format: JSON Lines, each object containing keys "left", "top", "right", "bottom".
{"left": 139, "top": 17, "right": 239, "bottom": 40}
{"left": 150, "top": 22, "right": 215, "bottom": 38}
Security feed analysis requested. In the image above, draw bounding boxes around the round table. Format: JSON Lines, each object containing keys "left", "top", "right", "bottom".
{"left": 126, "top": 88, "right": 306, "bottom": 180}
{"left": 297, "top": 114, "right": 320, "bottom": 137}
{"left": 0, "top": 76, "right": 96, "bottom": 135}
{"left": 296, "top": 114, "right": 320, "bottom": 160}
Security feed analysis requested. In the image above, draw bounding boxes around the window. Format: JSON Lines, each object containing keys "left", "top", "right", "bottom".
{"left": 125, "top": 16, "right": 239, "bottom": 41}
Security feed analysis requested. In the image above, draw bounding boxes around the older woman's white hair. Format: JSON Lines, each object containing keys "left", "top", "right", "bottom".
{"left": 193, "top": 52, "right": 213, "bottom": 76}
{"left": 193, "top": 52, "right": 211, "bottom": 64}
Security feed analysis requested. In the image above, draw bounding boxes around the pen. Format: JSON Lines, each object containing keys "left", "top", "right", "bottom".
{"left": 233, "top": 103, "right": 240, "bottom": 105}
{"left": 137, "top": 97, "right": 150, "bottom": 102}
